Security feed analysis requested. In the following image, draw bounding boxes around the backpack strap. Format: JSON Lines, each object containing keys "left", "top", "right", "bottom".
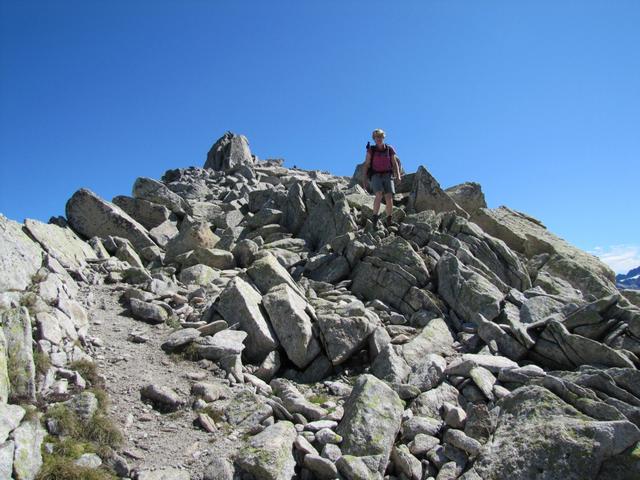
{"left": 384, "top": 145, "right": 392, "bottom": 173}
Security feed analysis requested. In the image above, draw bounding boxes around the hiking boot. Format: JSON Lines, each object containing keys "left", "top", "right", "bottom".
{"left": 372, "top": 214, "right": 380, "bottom": 229}
{"left": 386, "top": 216, "right": 395, "bottom": 227}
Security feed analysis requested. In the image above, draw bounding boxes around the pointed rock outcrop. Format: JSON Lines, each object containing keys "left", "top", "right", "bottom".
{"left": 204, "top": 131, "right": 254, "bottom": 171}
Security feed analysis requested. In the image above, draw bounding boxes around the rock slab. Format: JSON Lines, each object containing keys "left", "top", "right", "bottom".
{"left": 337, "top": 374, "right": 404, "bottom": 473}
{"left": 262, "top": 284, "right": 320, "bottom": 369}
{"left": 0, "top": 215, "right": 42, "bottom": 292}
{"left": 236, "top": 421, "right": 297, "bottom": 480}
{"left": 65, "top": 188, "right": 155, "bottom": 252}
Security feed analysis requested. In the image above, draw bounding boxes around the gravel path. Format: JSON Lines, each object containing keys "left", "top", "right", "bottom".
{"left": 81, "top": 282, "right": 238, "bottom": 479}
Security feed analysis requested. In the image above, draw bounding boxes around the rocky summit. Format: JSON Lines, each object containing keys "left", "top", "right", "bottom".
{"left": 1, "top": 130, "right": 640, "bottom": 480}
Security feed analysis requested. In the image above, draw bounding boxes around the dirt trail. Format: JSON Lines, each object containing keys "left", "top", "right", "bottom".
{"left": 81, "top": 282, "right": 238, "bottom": 479}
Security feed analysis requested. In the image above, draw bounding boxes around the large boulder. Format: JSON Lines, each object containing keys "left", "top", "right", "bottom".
{"left": 473, "top": 385, "right": 640, "bottom": 480}
{"left": 217, "top": 277, "right": 278, "bottom": 363}
{"left": 444, "top": 182, "right": 487, "bottom": 214}
{"left": 224, "top": 390, "right": 273, "bottom": 433}
{"left": 23, "top": 219, "right": 95, "bottom": 270}
{"left": 444, "top": 215, "right": 532, "bottom": 292}
{"left": 235, "top": 421, "right": 297, "bottom": 480}
{"left": 148, "top": 219, "right": 179, "bottom": 248}
{"left": 281, "top": 182, "right": 306, "bottom": 234}
{"left": 132, "top": 177, "right": 191, "bottom": 217}
{"left": 336, "top": 455, "right": 383, "bottom": 480}
{"left": 161, "top": 328, "right": 201, "bottom": 353}
{"left": 621, "top": 289, "right": 640, "bottom": 309}
{"left": 204, "top": 132, "right": 254, "bottom": 171}
{"left": 183, "top": 247, "right": 235, "bottom": 270}
{"left": 316, "top": 313, "right": 376, "bottom": 366}
{"left": 270, "top": 378, "right": 327, "bottom": 421}
{"left": 298, "top": 186, "right": 357, "bottom": 251}
{"left": 35, "top": 311, "right": 64, "bottom": 345}
{"left": 471, "top": 206, "right": 616, "bottom": 299}
{"left": 247, "top": 208, "right": 282, "bottom": 229}
{"left": 203, "top": 458, "right": 235, "bottom": 480}
{"left": 370, "top": 344, "right": 411, "bottom": 384}
{"left": 164, "top": 221, "right": 220, "bottom": 262}
{"left": 406, "top": 353, "right": 447, "bottom": 392}
{"left": 0, "top": 403, "right": 24, "bottom": 442}
{"left": 351, "top": 258, "right": 418, "bottom": 316}
{"left": 474, "top": 313, "right": 529, "bottom": 360}
{"left": 437, "top": 253, "right": 504, "bottom": 323}
{"left": 561, "top": 293, "right": 620, "bottom": 332}
{"left": 408, "top": 166, "right": 467, "bottom": 215}
{"left": 401, "top": 317, "right": 455, "bottom": 363}
{"left": 247, "top": 253, "right": 304, "bottom": 297}
{"left": 410, "top": 382, "right": 461, "bottom": 418}
{"left": 262, "top": 284, "right": 321, "bottom": 369}
{"left": 140, "top": 385, "right": 184, "bottom": 412}
{"left": 370, "top": 237, "right": 429, "bottom": 285}
{"left": 178, "top": 264, "right": 218, "bottom": 285}
{"left": 129, "top": 299, "right": 169, "bottom": 324}
{"left": 0, "top": 216, "right": 43, "bottom": 292}
{"left": 519, "top": 295, "right": 566, "bottom": 325}
{"left": 65, "top": 188, "right": 156, "bottom": 252}
{"left": 337, "top": 374, "right": 404, "bottom": 473}
{"left": 112, "top": 195, "right": 174, "bottom": 230}
{"left": 348, "top": 163, "right": 366, "bottom": 189}
{"left": 191, "top": 202, "right": 244, "bottom": 230}
{"left": 447, "top": 353, "right": 518, "bottom": 376}
{"left": 531, "top": 319, "right": 635, "bottom": 370}
{"left": 305, "top": 253, "right": 351, "bottom": 284}
{"left": 11, "top": 417, "right": 45, "bottom": 480}
{"left": 196, "top": 329, "right": 246, "bottom": 362}
{"left": 351, "top": 238, "right": 430, "bottom": 316}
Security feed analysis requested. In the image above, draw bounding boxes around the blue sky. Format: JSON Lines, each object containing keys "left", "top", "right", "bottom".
{"left": 1, "top": 1, "right": 638, "bottom": 272}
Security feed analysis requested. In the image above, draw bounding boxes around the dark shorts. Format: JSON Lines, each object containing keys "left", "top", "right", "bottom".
{"left": 370, "top": 173, "right": 395, "bottom": 194}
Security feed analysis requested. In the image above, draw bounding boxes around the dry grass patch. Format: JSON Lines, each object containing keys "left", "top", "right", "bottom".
{"left": 36, "top": 455, "right": 117, "bottom": 480}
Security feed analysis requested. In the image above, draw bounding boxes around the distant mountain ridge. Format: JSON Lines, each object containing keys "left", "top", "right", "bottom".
{"left": 617, "top": 266, "right": 640, "bottom": 289}
{"left": 616, "top": 267, "right": 640, "bottom": 290}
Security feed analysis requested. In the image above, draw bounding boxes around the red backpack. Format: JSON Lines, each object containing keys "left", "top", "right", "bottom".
{"left": 366, "top": 142, "right": 400, "bottom": 177}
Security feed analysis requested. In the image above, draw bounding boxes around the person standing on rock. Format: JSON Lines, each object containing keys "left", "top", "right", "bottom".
{"left": 362, "top": 128, "right": 402, "bottom": 228}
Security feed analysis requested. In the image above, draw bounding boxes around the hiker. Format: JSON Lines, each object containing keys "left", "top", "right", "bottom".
{"left": 362, "top": 128, "right": 402, "bottom": 228}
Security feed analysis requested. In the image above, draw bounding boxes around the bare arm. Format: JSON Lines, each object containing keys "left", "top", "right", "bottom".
{"left": 392, "top": 155, "right": 401, "bottom": 180}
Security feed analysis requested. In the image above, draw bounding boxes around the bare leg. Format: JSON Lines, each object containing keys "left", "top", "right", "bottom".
{"left": 384, "top": 193, "right": 393, "bottom": 218}
{"left": 373, "top": 192, "right": 383, "bottom": 215}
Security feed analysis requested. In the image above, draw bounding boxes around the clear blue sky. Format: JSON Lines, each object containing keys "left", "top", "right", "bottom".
{"left": 1, "top": 1, "right": 638, "bottom": 272}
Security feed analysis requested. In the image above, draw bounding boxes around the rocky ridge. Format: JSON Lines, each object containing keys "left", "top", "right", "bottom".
{"left": 1, "top": 131, "right": 640, "bottom": 479}
{"left": 618, "top": 266, "right": 640, "bottom": 291}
